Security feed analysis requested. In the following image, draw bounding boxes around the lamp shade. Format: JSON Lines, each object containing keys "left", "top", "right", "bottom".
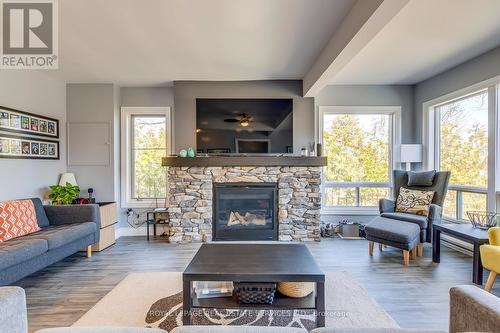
{"left": 400, "top": 144, "right": 422, "bottom": 163}
{"left": 59, "top": 173, "right": 78, "bottom": 186}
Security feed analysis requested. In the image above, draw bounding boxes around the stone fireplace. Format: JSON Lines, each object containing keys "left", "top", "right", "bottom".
{"left": 164, "top": 156, "right": 326, "bottom": 243}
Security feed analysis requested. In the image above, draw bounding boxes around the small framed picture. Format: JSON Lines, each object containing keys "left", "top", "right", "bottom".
{"left": 31, "top": 142, "right": 39, "bottom": 155}
{"left": 10, "top": 114, "right": 20, "bottom": 128}
{"left": 21, "top": 116, "right": 30, "bottom": 130}
{"left": 39, "top": 143, "right": 48, "bottom": 155}
{"left": 47, "top": 121, "right": 55, "bottom": 134}
{"left": 39, "top": 120, "right": 47, "bottom": 133}
{"left": 10, "top": 140, "right": 21, "bottom": 154}
{"left": 30, "top": 118, "right": 38, "bottom": 131}
{"left": 0, "top": 138, "right": 9, "bottom": 154}
{"left": 0, "top": 112, "right": 9, "bottom": 127}
{"left": 48, "top": 143, "right": 56, "bottom": 156}
{"left": 21, "top": 141, "right": 30, "bottom": 154}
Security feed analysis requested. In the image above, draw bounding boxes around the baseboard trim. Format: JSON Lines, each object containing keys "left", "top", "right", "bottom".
{"left": 115, "top": 225, "right": 170, "bottom": 239}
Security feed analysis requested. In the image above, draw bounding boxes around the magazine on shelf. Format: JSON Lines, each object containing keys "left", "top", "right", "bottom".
{"left": 194, "top": 281, "right": 234, "bottom": 299}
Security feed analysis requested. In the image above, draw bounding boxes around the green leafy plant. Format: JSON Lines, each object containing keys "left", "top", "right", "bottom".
{"left": 48, "top": 183, "right": 80, "bottom": 205}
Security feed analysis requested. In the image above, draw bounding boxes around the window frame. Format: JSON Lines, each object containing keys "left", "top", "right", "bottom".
{"left": 120, "top": 107, "right": 172, "bottom": 208}
{"left": 423, "top": 79, "right": 500, "bottom": 222}
{"left": 317, "top": 106, "right": 402, "bottom": 215}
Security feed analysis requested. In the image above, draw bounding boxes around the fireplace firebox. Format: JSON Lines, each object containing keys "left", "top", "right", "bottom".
{"left": 213, "top": 183, "right": 278, "bottom": 241}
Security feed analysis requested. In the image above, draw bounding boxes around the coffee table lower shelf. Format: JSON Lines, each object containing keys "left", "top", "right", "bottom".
{"left": 192, "top": 291, "right": 317, "bottom": 310}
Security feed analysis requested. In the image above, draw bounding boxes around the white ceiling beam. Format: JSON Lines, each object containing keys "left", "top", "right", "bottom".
{"left": 302, "top": 0, "right": 410, "bottom": 97}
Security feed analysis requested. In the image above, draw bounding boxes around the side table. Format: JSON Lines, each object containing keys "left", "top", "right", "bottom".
{"left": 146, "top": 209, "right": 169, "bottom": 241}
{"left": 432, "top": 222, "right": 489, "bottom": 284}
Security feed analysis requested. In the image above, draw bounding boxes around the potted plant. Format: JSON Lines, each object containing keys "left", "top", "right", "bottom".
{"left": 48, "top": 182, "right": 81, "bottom": 205}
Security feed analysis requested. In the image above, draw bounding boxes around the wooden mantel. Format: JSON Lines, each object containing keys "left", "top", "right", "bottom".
{"left": 162, "top": 155, "right": 327, "bottom": 167}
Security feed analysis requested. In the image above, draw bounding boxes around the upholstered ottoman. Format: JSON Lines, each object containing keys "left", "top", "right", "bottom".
{"left": 365, "top": 216, "right": 421, "bottom": 266}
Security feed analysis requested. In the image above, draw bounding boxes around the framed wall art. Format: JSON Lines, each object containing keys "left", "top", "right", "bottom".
{"left": 0, "top": 133, "right": 59, "bottom": 160}
{"left": 0, "top": 106, "right": 59, "bottom": 139}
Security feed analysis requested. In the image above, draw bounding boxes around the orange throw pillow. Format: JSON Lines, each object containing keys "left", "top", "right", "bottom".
{"left": 0, "top": 200, "right": 41, "bottom": 242}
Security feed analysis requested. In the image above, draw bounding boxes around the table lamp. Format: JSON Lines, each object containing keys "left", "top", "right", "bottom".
{"left": 59, "top": 173, "right": 78, "bottom": 186}
{"left": 400, "top": 144, "right": 422, "bottom": 171}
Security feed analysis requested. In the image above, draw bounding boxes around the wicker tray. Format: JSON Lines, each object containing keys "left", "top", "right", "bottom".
{"left": 233, "top": 282, "right": 276, "bottom": 304}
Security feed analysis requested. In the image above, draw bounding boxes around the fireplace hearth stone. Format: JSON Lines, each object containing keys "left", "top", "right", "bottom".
{"left": 167, "top": 166, "right": 321, "bottom": 243}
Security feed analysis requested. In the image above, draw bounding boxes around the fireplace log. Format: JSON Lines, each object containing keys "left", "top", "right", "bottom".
{"left": 227, "top": 212, "right": 240, "bottom": 226}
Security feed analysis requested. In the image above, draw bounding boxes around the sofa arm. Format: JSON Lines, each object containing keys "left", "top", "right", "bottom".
{"left": 450, "top": 285, "right": 500, "bottom": 333}
{"left": 0, "top": 287, "right": 28, "bottom": 333}
{"left": 44, "top": 204, "right": 100, "bottom": 229}
{"left": 379, "top": 198, "right": 395, "bottom": 214}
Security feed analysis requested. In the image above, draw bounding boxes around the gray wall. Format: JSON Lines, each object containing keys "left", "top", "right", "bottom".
{"left": 120, "top": 87, "right": 174, "bottom": 107}
{"left": 173, "top": 80, "right": 314, "bottom": 153}
{"left": 315, "top": 85, "right": 415, "bottom": 143}
{"left": 66, "top": 84, "right": 119, "bottom": 203}
{"left": 414, "top": 45, "right": 500, "bottom": 143}
{"left": 0, "top": 71, "right": 66, "bottom": 200}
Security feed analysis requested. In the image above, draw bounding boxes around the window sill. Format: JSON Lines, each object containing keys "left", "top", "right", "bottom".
{"left": 121, "top": 199, "right": 166, "bottom": 209}
{"left": 321, "top": 207, "right": 379, "bottom": 216}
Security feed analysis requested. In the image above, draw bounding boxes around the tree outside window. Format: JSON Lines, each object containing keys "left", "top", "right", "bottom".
{"left": 437, "top": 90, "right": 488, "bottom": 219}
{"left": 322, "top": 113, "right": 392, "bottom": 208}
{"left": 132, "top": 116, "right": 167, "bottom": 199}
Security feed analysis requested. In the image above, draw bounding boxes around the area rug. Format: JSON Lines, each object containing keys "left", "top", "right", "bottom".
{"left": 74, "top": 272, "right": 398, "bottom": 332}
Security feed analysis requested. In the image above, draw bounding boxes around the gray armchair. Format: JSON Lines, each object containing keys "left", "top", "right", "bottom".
{"left": 379, "top": 170, "right": 451, "bottom": 243}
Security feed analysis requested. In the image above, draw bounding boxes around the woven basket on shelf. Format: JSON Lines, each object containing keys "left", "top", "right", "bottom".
{"left": 234, "top": 282, "right": 276, "bottom": 304}
{"left": 277, "top": 282, "right": 315, "bottom": 298}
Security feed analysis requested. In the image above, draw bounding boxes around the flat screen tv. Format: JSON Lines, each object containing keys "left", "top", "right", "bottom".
{"left": 196, "top": 98, "right": 293, "bottom": 154}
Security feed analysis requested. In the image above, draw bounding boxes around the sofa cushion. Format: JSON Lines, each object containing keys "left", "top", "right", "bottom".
{"left": 0, "top": 238, "right": 48, "bottom": 271}
{"left": 30, "top": 198, "right": 50, "bottom": 228}
{"left": 35, "top": 328, "right": 167, "bottom": 333}
{"left": 171, "top": 326, "right": 307, "bottom": 333}
{"left": 0, "top": 200, "right": 41, "bottom": 242}
{"left": 407, "top": 170, "right": 436, "bottom": 187}
{"left": 365, "top": 217, "right": 420, "bottom": 244}
{"left": 25, "top": 223, "right": 96, "bottom": 250}
{"left": 311, "top": 328, "right": 444, "bottom": 333}
{"left": 381, "top": 212, "right": 428, "bottom": 229}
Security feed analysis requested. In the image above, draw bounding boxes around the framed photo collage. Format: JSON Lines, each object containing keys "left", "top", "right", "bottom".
{"left": 0, "top": 106, "right": 60, "bottom": 160}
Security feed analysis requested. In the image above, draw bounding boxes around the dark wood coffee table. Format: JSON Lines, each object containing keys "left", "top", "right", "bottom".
{"left": 432, "top": 223, "right": 489, "bottom": 284}
{"left": 183, "top": 243, "right": 325, "bottom": 327}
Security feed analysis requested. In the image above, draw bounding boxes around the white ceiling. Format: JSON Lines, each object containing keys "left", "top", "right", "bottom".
{"left": 329, "top": 0, "right": 500, "bottom": 85}
{"left": 56, "top": 0, "right": 355, "bottom": 86}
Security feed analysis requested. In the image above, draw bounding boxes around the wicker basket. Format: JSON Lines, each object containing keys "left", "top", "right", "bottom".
{"left": 466, "top": 211, "right": 498, "bottom": 230}
{"left": 233, "top": 282, "right": 276, "bottom": 304}
{"left": 277, "top": 282, "right": 315, "bottom": 298}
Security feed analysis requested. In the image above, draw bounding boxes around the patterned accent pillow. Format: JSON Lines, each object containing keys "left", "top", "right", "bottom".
{"left": 0, "top": 200, "right": 41, "bottom": 242}
{"left": 395, "top": 188, "right": 435, "bottom": 216}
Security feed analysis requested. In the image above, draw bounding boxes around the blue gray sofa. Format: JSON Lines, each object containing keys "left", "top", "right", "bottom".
{"left": 0, "top": 198, "right": 100, "bottom": 286}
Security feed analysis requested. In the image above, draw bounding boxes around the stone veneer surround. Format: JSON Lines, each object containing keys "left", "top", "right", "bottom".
{"left": 167, "top": 166, "right": 321, "bottom": 243}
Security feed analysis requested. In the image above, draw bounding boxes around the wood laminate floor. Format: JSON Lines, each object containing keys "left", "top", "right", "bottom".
{"left": 15, "top": 236, "right": 499, "bottom": 333}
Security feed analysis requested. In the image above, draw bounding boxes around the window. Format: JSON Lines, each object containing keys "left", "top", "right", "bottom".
{"left": 318, "top": 106, "right": 401, "bottom": 213}
{"left": 121, "top": 107, "right": 172, "bottom": 208}
{"left": 433, "top": 90, "right": 489, "bottom": 220}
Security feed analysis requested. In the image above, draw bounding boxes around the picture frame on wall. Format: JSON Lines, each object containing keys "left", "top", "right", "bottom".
{"left": 0, "top": 106, "right": 59, "bottom": 138}
{"left": 0, "top": 133, "right": 59, "bottom": 160}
